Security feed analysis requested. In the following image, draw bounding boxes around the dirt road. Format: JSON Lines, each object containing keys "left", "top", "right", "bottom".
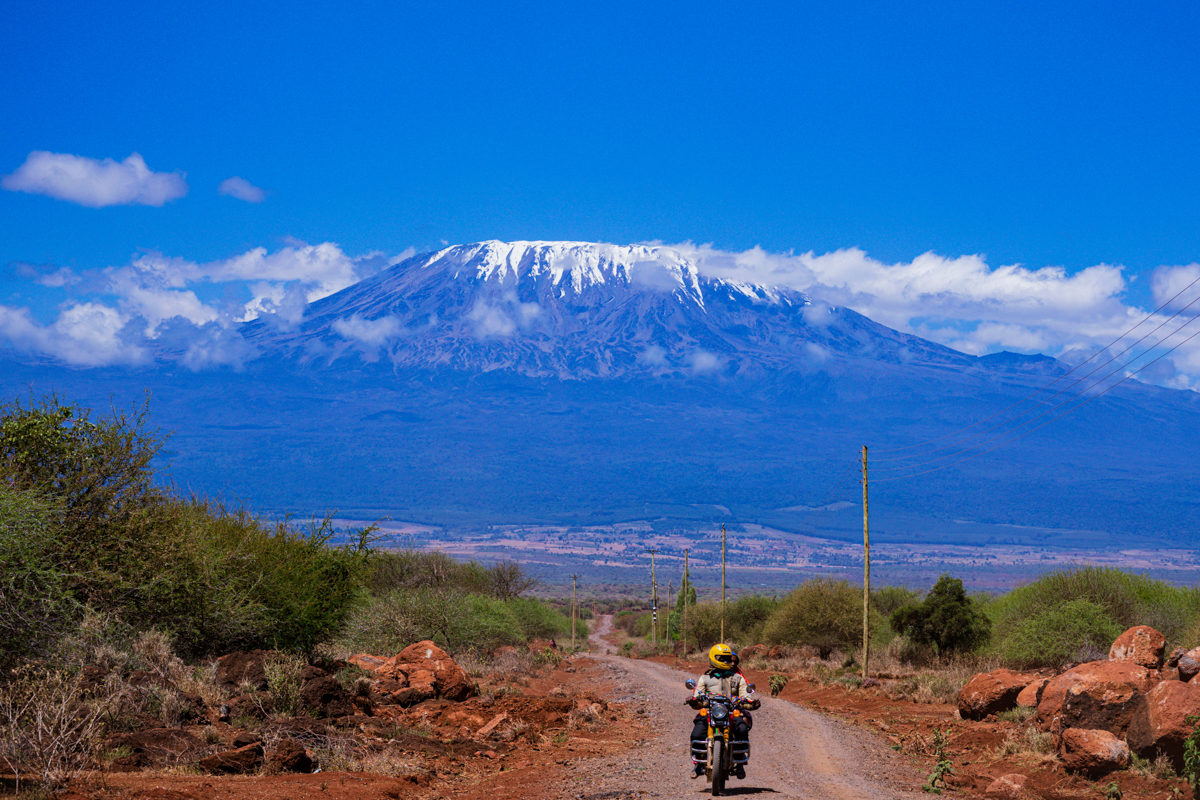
{"left": 565, "top": 616, "right": 927, "bottom": 799}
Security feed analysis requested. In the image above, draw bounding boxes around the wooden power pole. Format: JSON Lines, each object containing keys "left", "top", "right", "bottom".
{"left": 646, "top": 548, "right": 659, "bottom": 647}
{"left": 682, "top": 548, "right": 690, "bottom": 653}
{"left": 570, "top": 574, "right": 580, "bottom": 652}
{"left": 720, "top": 524, "right": 727, "bottom": 642}
{"left": 862, "top": 445, "right": 870, "bottom": 680}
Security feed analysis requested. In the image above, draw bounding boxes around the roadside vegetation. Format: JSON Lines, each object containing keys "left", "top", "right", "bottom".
{"left": 0, "top": 393, "right": 580, "bottom": 791}
{"left": 614, "top": 566, "right": 1200, "bottom": 704}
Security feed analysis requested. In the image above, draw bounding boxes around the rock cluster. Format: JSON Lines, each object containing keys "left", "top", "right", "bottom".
{"left": 353, "top": 640, "right": 475, "bottom": 707}
{"left": 99, "top": 638, "right": 477, "bottom": 777}
{"left": 958, "top": 625, "right": 1200, "bottom": 777}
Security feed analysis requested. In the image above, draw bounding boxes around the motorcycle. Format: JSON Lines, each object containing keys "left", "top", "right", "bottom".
{"left": 685, "top": 678, "right": 756, "bottom": 796}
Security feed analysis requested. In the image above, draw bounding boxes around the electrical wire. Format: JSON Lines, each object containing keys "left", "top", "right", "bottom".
{"left": 872, "top": 320, "right": 1200, "bottom": 483}
{"left": 871, "top": 270, "right": 1200, "bottom": 456}
{"left": 872, "top": 293, "right": 1200, "bottom": 467}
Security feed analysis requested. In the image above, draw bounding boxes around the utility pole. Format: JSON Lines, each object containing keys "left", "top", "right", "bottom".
{"left": 682, "top": 549, "right": 690, "bottom": 654}
{"left": 646, "top": 548, "right": 659, "bottom": 647}
{"left": 570, "top": 574, "right": 580, "bottom": 652}
{"left": 720, "top": 524, "right": 727, "bottom": 642}
{"left": 862, "top": 445, "right": 870, "bottom": 681}
{"left": 666, "top": 579, "right": 673, "bottom": 642}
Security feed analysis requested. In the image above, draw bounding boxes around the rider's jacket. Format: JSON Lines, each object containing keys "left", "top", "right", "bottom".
{"left": 692, "top": 668, "right": 751, "bottom": 701}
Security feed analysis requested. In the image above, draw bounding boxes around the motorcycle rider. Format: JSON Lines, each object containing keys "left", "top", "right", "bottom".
{"left": 687, "top": 643, "right": 759, "bottom": 779}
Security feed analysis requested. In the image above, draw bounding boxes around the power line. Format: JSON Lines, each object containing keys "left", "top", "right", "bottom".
{"left": 872, "top": 270, "right": 1200, "bottom": 456}
{"left": 873, "top": 320, "right": 1200, "bottom": 483}
{"left": 873, "top": 309, "right": 1200, "bottom": 473}
{"left": 810, "top": 461, "right": 862, "bottom": 509}
{"left": 873, "top": 289, "right": 1200, "bottom": 466}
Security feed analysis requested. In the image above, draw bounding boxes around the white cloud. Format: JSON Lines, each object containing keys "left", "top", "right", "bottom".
{"left": 218, "top": 176, "right": 266, "bottom": 203}
{"left": 2, "top": 151, "right": 187, "bottom": 207}
{"left": 0, "top": 241, "right": 406, "bottom": 367}
{"left": 333, "top": 314, "right": 402, "bottom": 360}
{"left": 0, "top": 303, "right": 149, "bottom": 366}
{"left": 687, "top": 349, "right": 722, "bottom": 373}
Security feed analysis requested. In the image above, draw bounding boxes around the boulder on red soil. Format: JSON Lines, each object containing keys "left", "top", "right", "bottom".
{"left": 1109, "top": 626, "right": 1167, "bottom": 670}
{"left": 232, "top": 731, "right": 262, "bottom": 748}
{"left": 528, "top": 639, "right": 557, "bottom": 653}
{"left": 104, "top": 728, "right": 204, "bottom": 770}
{"left": 985, "top": 773, "right": 1030, "bottom": 798}
{"left": 767, "top": 645, "right": 786, "bottom": 660}
{"left": 226, "top": 691, "right": 274, "bottom": 720}
{"left": 215, "top": 650, "right": 276, "bottom": 690}
{"left": 739, "top": 644, "right": 768, "bottom": 660}
{"left": 1036, "top": 661, "right": 1157, "bottom": 732}
{"left": 1176, "top": 647, "right": 1200, "bottom": 682}
{"left": 1015, "top": 678, "right": 1049, "bottom": 708}
{"left": 958, "top": 669, "right": 1038, "bottom": 720}
{"left": 199, "top": 742, "right": 264, "bottom": 775}
{"left": 1059, "top": 678, "right": 1144, "bottom": 737}
{"left": 298, "top": 674, "right": 354, "bottom": 718}
{"left": 1059, "top": 728, "right": 1130, "bottom": 776}
{"left": 348, "top": 653, "right": 387, "bottom": 672}
{"left": 1127, "top": 679, "right": 1200, "bottom": 767}
{"left": 269, "top": 739, "right": 313, "bottom": 773}
{"left": 377, "top": 641, "right": 475, "bottom": 702}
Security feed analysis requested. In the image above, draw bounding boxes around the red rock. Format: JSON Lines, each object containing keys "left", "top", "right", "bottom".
{"left": 348, "top": 653, "right": 387, "bottom": 672}
{"left": 215, "top": 650, "right": 275, "bottom": 691}
{"left": 767, "top": 645, "right": 785, "bottom": 660}
{"left": 1059, "top": 728, "right": 1129, "bottom": 776}
{"left": 1109, "top": 626, "right": 1166, "bottom": 669}
{"left": 1036, "top": 660, "right": 1157, "bottom": 732}
{"left": 391, "top": 641, "right": 475, "bottom": 702}
{"left": 739, "top": 645, "right": 768, "bottom": 660}
{"left": 1015, "top": 678, "right": 1049, "bottom": 708}
{"left": 1177, "top": 647, "right": 1200, "bottom": 682}
{"left": 393, "top": 683, "right": 436, "bottom": 707}
{"left": 1127, "top": 679, "right": 1200, "bottom": 767}
{"left": 298, "top": 675, "right": 354, "bottom": 718}
{"left": 958, "top": 669, "right": 1038, "bottom": 721}
{"left": 269, "top": 739, "right": 313, "bottom": 773}
{"left": 1059, "top": 679, "right": 1143, "bottom": 737}
{"left": 199, "top": 742, "right": 264, "bottom": 775}
{"left": 985, "top": 773, "right": 1030, "bottom": 798}
{"left": 104, "top": 728, "right": 203, "bottom": 765}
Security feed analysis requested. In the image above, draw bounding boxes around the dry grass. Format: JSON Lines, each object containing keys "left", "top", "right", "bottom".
{"left": 0, "top": 665, "right": 127, "bottom": 793}
{"left": 994, "top": 725, "right": 1055, "bottom": 758}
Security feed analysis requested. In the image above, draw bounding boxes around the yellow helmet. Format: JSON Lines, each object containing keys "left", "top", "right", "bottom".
{"left": 708, "top": 643, "right": 734, "bottom": 670}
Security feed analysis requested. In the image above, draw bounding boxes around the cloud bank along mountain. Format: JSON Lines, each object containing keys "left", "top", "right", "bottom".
{"left": 2, "top": 237, "right": 1200, "bottom": 388}
{"left": 237, "top": 240, "right": 1046, "bottom": 380}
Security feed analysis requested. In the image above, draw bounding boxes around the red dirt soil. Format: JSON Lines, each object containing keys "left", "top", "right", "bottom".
{"left": 39, "top": 648, "right": 1198, "bottom": 800}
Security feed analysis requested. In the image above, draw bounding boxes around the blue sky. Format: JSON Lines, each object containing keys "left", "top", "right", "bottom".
{"left": 4, "top": 1, "right": 1200, "bottom": 383}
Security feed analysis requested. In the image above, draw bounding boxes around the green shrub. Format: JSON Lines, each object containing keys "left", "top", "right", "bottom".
{"left": 872, "top": 585, "right": 921, "bottom": 616}
{"left": 762, "top": 578, "right": 872, "bottom": 658}
{"left": 725, "top": 595, "right": 779, "bottom": 645}
{"left": 680, "top": 602, "right": 723, "bottom": 648}
{"left": 507, "top": 597, "right": 586, "bottom": 642}
{"left": 891, "top": 574, "right": 990, "bottom": 656}
{"left": 989, "top": 566, "right": 1200, "bottom": 650}
{"left": 334, "top": 588, "right": 527, "bottom": 655}
{"left": 997, "top": 598, "right": 1124, "bottom": 669}
{"left": 0, "top": 487, "right": 75, "bottom": 669}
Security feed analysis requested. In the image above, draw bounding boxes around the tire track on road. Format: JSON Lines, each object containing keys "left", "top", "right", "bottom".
{"left": 567, "top": 618, "right": 926, "bottom": 799}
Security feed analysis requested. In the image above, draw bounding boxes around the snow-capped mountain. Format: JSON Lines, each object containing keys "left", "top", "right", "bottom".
{"left": 240, "top": 240, "right": 1038, "bottom": 379}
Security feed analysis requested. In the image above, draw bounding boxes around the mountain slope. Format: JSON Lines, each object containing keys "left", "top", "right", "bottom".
{"left": 239, "top": 241, "right": 1051, "bottom": 379}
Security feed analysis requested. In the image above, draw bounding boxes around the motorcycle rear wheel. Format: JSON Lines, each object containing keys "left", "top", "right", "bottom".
{"left": 711, "top": 738, "right": 725, "bottom": 796}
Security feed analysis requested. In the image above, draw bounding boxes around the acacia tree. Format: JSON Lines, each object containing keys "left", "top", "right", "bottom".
{"left": 891, "top": 574, "right": 991, "bottom": 656}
